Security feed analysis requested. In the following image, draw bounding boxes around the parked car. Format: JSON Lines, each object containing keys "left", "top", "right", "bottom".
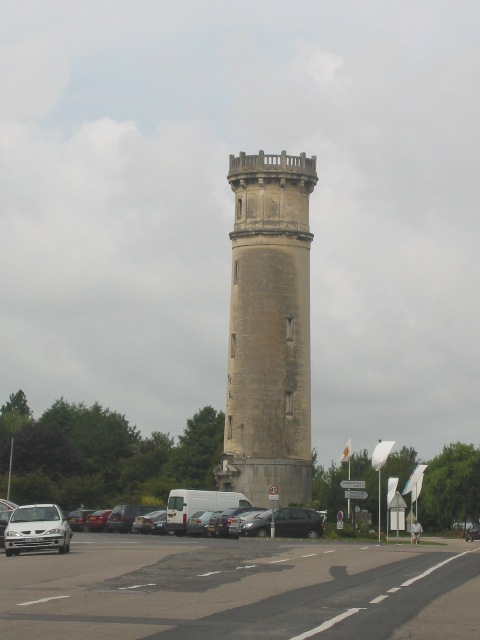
{"left": 465, "top": 524, "right": 480, "bottom": 542}
{"left": 0, "top": 499, "right": 18, "bottom": 549}
{"left": 132, "top": 510, "right": 163, "bottom": 534}
{"left": 68, "top": 509, "right": 96, "bottom": 532}
{"left": 186, "top": 510, "right": 216, "bottom": 537}
{"left": 107, "top": 504, "right": 162, "bottom": 533}
{"left": 207, "top": 511, "right": 226, "bottom": 538}
{"left": 4, "top": 503, "right": 73, "bottom": 556}
{"left": 237, "top": 507, "right": 324, "bottom": 539}
{"left": 230, "top": 510, "right": 266, "bottom": 537}
{"left": 86, "top": 509, "right": 112, "bottom": 532}
{"left": 141, "top": 510, "right": 167, "bottom": 535}
{"left": 215, "top": 507, "right": 266, "bottom": 538}
{"left": 151, "top": 511, "right": 168, "bottom": 535}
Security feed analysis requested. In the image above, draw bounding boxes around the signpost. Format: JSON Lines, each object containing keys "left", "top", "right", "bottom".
{"left": 268, "top": 485, "right": 279, "bottom": 537}
{"left": 340, "top": 480, "right": 366, "bottom": 489}
{"left": 339, "top": 480, "right": 367, "bottom": 540}
{"left": 344, "top": 490, "right": 369, "bottom": 500}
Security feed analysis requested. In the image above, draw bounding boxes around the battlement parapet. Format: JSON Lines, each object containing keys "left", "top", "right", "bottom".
{"left": 228, "top": 150, "right": 317, "bottom": 181}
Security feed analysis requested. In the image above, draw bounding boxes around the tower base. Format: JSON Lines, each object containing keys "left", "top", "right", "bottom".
{"left": 216, "top": 456, "right": 312, "bottom": 509}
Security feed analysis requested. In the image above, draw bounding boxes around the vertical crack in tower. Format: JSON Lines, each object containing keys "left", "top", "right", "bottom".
{"left": 216, "top": 150, "right": 318, "bottom": 508}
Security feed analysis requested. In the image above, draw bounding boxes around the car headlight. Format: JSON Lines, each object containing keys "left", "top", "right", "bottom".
{"left": 244, "top": 522, "right": 254, "bottom": 528}
{"left": 44, "top": 528, "right": 63, "bottom": 535}
{"left": 5, "top": 530, "right": 22, "bottom": 538}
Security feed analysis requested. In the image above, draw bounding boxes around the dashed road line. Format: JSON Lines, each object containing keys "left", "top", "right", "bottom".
{"left": 18, "top": 596, "right": 70, "bottom": 607}
{"left": 370, "top": 595, "right": 389, "bottom": 604}
{"left": 288, "top": 608, "right": 366, "bottom": 638}
{"left": 118, "top": 583, "right": 156, "bottom": 590}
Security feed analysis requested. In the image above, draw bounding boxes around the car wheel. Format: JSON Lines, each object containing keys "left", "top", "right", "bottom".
{"left": 66, "top": 541, "right": 71, "bottom": 553}
{"left": 59, "top": 540, "right": 67, "bottom": 554}
{"left": 5, "top": 549, "right": 13, "bottom": 557}
{"left": 306, "top": 529, "right": 318, "bottom": 540}
{"left": 256, "top": 528, "right": 268, "bottom": 538}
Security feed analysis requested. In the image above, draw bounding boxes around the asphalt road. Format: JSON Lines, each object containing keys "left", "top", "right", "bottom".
{"left": 0, "top": 532, "right": 478, "bottom": 639}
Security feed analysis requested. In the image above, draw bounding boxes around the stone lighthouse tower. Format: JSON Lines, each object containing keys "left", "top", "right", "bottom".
{"left": 216, "top": 150, "right": 318, "bottom": 508}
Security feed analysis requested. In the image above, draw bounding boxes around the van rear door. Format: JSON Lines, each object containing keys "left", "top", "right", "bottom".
{"left": 167, "top": 493, "right": 186, "bottom": 535}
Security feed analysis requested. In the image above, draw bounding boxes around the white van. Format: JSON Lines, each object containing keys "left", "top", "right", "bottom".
{"left": 166, "top": 489, "right": 252, "bottom": 535}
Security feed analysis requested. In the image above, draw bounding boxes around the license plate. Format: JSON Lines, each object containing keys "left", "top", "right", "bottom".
{"left": 24, "top": 537, "right": 41, "bottom": 543}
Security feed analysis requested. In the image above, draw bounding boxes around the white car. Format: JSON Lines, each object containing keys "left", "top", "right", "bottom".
{"left": 4, "top": 503, "right": 72, "bottom": 557}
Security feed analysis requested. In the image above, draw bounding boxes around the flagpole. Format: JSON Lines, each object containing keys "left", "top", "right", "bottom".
{"left": 348, "top": 458, "right": 351, "bottom": 519}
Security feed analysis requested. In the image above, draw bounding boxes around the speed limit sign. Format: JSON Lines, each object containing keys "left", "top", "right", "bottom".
{"left": 268, "top": 484, "right": 279, "bottom": 495}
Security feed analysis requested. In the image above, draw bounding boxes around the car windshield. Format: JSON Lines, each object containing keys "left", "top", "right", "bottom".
{"left": 11, "top": 507, "right": 59, "bottom": 522}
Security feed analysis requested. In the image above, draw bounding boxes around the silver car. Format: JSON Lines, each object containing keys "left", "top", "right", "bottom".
{"left": 4, "top": 503, "right": 72, "bottom": 556}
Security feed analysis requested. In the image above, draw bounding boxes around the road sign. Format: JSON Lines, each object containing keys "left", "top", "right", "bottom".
{"left": 340, "top": 480, "right": 366, "bottom": 489}
{"left": 268, "top": 484, "right": 279, "bottom": 495}
{"left": 269, "top": 494, "right": 279, "bottom": 501}
{"left": 344, "top": 490, "right": 369, "bottom": 500}
{"left": 337, "top": 511, "right": 343, "bottom": 521}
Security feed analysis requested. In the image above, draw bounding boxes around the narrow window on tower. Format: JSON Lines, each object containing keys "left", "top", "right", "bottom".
{"left": 233, "top": 260, "right": 239, "bottom": 285}
{"left": 236, "top": 197, "right": 243, "bottom": 219}
{"left": 228, "top": 415, "right": 233, "bottom": 439}
{"left": 286, "top": 315, "right": 294, "bottom": 341}
{"left": 230, "top": 333, "right": 236, "bottom": 358}
{"left": 286, "top": 391, "right": 293, "bottom": 415}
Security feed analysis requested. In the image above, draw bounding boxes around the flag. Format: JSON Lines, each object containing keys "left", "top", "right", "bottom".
{"left": 402, "top": 464, "right": 428, "bottom": 495}
{"left": 387, "top": 477, "right": 399, "bottom": 506}
{"left": 372, "top": 441, "right": 395, "bottom": 471}
{"left": 338, "top": 438, "right": 352, "bottom": 464}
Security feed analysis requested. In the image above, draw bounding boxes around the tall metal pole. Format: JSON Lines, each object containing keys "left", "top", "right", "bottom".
{"left": 378, "top": 468, "right": 381, "bottom": 543}
{"left": 7, "top": 438, "right": 14, "bottom": 501}
{"left": 347, "top": 458, "right": 351, "bottom": 519}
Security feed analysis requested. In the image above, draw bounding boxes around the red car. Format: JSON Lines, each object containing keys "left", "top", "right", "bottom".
{"left": 86, "top": 509, "right": 112, "bottom": 532}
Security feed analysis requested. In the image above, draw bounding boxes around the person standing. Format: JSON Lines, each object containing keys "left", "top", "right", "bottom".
{"left": 411, "top": 520, "right": 423, "bottom": 544}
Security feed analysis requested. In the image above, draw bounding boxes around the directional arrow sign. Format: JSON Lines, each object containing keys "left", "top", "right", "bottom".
{"left": 345, "top": 490, "right": 369, "bottom": 500}
{"left": 340, "top": 480, "right": 366, "bottom": 489}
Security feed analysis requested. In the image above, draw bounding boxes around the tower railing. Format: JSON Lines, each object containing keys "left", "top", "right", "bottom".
{"left": 229, "top": 150, "right": 317, "bottom": 176}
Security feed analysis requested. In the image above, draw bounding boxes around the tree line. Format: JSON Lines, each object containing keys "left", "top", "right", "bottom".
{"left": 0, "top": 390, "right": 223, "bottom": 510}
{"left": 1, "top": 390, "right": 479, "bottom": 531}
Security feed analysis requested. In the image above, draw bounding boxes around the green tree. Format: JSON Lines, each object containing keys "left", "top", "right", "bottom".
{"left": 422, "top": 442, "right": 480, "bottom": 529}
{"left": 163, "top": 406, "right": 224, "bottom": 489}
{"left": 8, "top": 470, "right": 58, "bottom": 505}
{"left": 0, "top": 421, "right": 86, "bottom": 481}
{"left": 38, "top": 399, "right": 141, "bottom": 492}
{"left": 1, "top": 390, "right": 32, "bottom": 417}
{"left": 120, "top": 431, "right": 174, "bottom": 491}
{"left": 0, "top": 390, "right": 33, "bottom": 449}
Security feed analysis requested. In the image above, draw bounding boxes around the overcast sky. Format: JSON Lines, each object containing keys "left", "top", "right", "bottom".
{"left": 1, "top": 1, "right": 479, "bottom": 470}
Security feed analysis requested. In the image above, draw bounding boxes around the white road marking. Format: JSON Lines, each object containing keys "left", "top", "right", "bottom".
{"left": 401, "top": 551, "right": 470, "bottom": 587}
{"left": 198, "top": 571, "right": 221, "bottom": 577}
{"left": 270, "top": 558, "right": 289, "bottom": 563}
{"left": 302, "top": 554, "right": 317, "bottom": 558}
{"left": 236, "top": 565, "right": 257, "bottom": 570}
{"left": 18, "top": 596, "right": 70, "bottom": 607}
{"left": 323, "top": 550, "right": 335, "bottom": 554}
{"left": 288, "top": 608, "right": 366, "bottom": 638}
{"left": 118, "top": 583, "right": 156, "bottom": 590}
{"left": 388, "top": 587, "right": 401, "bottom": 593}
{"left": 361, "top": 546, "right": 369, "bottom": 550}
{"left": 370, "top": 595, "right": 389, "bottom": 604}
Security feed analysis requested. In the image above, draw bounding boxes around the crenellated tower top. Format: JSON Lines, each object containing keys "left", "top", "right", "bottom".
{"left": 227, "top": 150, "right": 318, "bottom": 238}
{"left": 228, "top": 150, "right": 317, "bottom": 187}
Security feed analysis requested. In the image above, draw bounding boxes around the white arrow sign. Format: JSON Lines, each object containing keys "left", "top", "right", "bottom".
{"left": 345, "top": 490, "right": 369, "bottom": 500}
{"left": 340, "top": 480, "right": 366, "bottom": 489}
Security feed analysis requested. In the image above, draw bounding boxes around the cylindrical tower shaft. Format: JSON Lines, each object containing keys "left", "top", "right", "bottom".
{"left": 217, "top": 150, "right": 318, "bottom": 508}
